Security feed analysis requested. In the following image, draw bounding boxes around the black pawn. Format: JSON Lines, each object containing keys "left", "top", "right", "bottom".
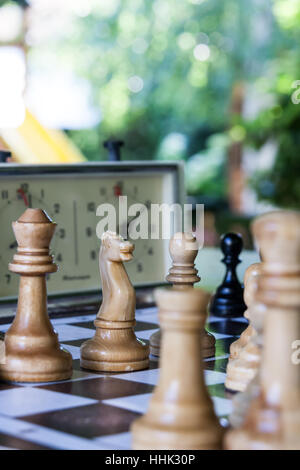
{"left": 209, "top": 233, "right": 246, "bottom": 318}
{"left": 0, "top": 150, "right": 12, "bottom": 163}
{"left": 103, "top": 140, "right": 124, "bottom": 161}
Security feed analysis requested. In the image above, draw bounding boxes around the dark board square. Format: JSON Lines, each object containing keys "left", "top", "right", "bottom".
{"left": 37, "top": 376, "right": 154, "bottom": 400}
{"left": 134, "top": 321, "right": 158, "bottom": 332}
{"left": 203, "top": 357, "right": 229, "bottom": 374}
{"left": 69, "top": 321, "right": 94, "bottom": 329}
{"left": 62, "top": 339, "right": 85, "bottom": 347}
{"left": 0, "top": 383, "right": 23, "bottom": 391}
{"left": 0, "top": 432, "right": 50, "bottom": 450}
{"left": 20, "top": 403, "right": 140, "bottom": 439}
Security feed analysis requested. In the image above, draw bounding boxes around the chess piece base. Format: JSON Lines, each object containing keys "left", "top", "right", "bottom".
{"left": 132, "top": 416, "right": 223, "bottom": 450}
{"left": 225, "top": 424, "right": 300, "bottom": 450}
{"left": 150, "top": 328, "right": 215, "bottom": 358}
{"left": 80, "top": 327, "right": 149, "bottom": 372}
{"left": 0, "top": 347, "right": 72, "bottom": 383}
{"left": 209, "top": 293, "right": 246, "bottom": 318}
{"left": 202, "top": 329, "right": 216, "bottom": 357}
{"left": 149, "top": 329, "right": 160, "bottom": 356}
{"left": 80, "top": 357, "right": 149, "bottom": 372}
{"left": 229, "top": 374, "right": 260, "bottom": 428}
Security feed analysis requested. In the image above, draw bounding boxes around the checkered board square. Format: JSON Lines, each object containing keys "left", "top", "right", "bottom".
{"left": 0, "top": 307, "right": 246, "bottom": 450}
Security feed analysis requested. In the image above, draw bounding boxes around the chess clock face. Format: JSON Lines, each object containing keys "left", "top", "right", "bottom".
{"left": 0, "top": 162, "right": 184, "bottom": 300}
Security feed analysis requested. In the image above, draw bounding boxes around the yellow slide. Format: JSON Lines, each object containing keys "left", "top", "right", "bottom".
{"left": 0, "top": 110, "right": 86, "bottom": 164}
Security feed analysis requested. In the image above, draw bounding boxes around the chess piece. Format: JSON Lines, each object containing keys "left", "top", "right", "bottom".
{"left": 80, "top": 231, "right": 149, "bottom": 372}
{"left": 0, "top": 150, "right": 12, "bottom": 163}
{"left": 131, "top": 287, "right": 223, "bottom": 449}
{"left": 229, "top": 297, "right": 267, "bottom": 427}
{"left": 103, "top": 139, "right": 124, "bottom": 161}
{"left": 225, "top": 210, "right": 300, "bottom": 450}
{"left": 209, "top": 233, "right": 246, "bottom": 318}
{"left": 229, "top": 374, "right": 260, "bottom": 429}
{"left": 225, "top": 263, "right": 262, "bottom": 392}
{"left": 0, "top": 209, "right": 72, "bottom": 382}
{"left": 149, "top": 232, "right": 215, "bottom": 358}
{"left": 229, "top": 263, "right": 261, "bottom": 360}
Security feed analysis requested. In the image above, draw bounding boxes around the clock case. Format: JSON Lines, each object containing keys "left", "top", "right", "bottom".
{"left": 0, "top": 161, "right": 185, "bottom": 313}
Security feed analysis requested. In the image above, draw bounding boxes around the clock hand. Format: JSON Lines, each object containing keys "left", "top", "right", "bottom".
{"left": 17, "top": 188, "right": 29, "bottom": 207}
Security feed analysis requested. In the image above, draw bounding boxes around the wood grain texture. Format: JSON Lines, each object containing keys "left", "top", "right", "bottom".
{"left": 132, "top": 287, "right": 223, "bottom": 449}
{"left": 0, "top": 208, "right": 72, "bottom": 382}
{"left": 150, "top": 232, "right": 215, "bottom": 358}
{"left": 225, "top": 263, "right": 262, "bottom": 392}
{"left": 226, "top": 210, "right": 300, "bottom": 450}
{"left": 80, "top": 231, "right": 149, "bottom": 372}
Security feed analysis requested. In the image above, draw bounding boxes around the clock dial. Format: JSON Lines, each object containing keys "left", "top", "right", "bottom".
{"left": 0, "top": 164, "right": 183, "bottom": 299}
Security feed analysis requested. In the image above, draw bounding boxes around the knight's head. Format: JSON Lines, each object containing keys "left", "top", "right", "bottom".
{"left": 100, "top": 231, "right": 134, "bottom": 262}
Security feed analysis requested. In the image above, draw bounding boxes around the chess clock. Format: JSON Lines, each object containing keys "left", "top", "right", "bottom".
{"left": 0, "top": 162, "right": 184, "bottom": 301}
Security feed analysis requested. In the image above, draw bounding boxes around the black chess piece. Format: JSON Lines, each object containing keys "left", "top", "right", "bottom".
{"left": 209, "top": 232, "right": 246, "bottom": 318}
{"left": 103, "top": 140, "right": 124, "bottom": 161}
{"left": 0, "top": 150, "right": 12, "bottom": 163}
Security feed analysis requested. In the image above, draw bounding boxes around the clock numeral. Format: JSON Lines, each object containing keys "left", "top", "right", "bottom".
{"left": 56, "top": 253, "right": 63, "bottom": 262}
{"left": 90, "top": 250, "right": 96, "bottom": 260}
{"left": 58, "top": 228, "right": 65, "bottom": 239}
{"left": 100, "top": 188, "right": 106, "bottom": 196}
{"left": 148, "top": 247, "right": 154, "bottom": 256}
{"left": 1, "top": 190, "right": 8, "bottom": 200}
{"left": 5, "top": 274, "right": 11, "bottom": 284}
{"left": 40, "top": 189, "right": 45, "bottom": 199}
{"left": 86, "top": 227, "right": 92, "bottom": 237}
{"left": 54, "top": 203, "right": 60, "bottom": 214}
{"left": 137, "top": 263, "right": 143, "bottom": 273}
{"left": 87, "top": 202, "right": 95, "bottom": 212}
{"left": 21, "top": 183, "right": 29, "bottom": 192}
{"left": 145, "top": 200, "right": 151, "bottom": 209}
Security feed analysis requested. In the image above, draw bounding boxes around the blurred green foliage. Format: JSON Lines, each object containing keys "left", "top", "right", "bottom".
{"left": 23, "top": 0, "right": 300, "bottom": 206}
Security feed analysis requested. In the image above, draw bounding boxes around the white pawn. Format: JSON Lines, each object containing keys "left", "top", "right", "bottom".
{"left": 150, "top": 232, "right": 215, "bottom": 358}
{"left": 131, "top": 287, "right": 223, "bottom": 450}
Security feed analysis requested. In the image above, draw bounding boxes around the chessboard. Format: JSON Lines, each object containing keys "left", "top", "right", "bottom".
{"left": 0, "top": 306, "right": 247, "bottom": 450}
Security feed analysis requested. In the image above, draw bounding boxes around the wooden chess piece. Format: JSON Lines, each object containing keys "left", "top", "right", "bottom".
{"left": 225, "top": 210, "right": 300, "bottom": 450}
{"left": 229, "top": 264, "right": 261, "bottom": 360}
{"left": 131, "top": 287, "right": 223, "bottom": 449}
{"left": 229, "top": 374, "right": 260, "bottom": 429}
{"left": 80, "top": 231, "right": 149, "bottom": 372}
{"left": 228, "top": 299, "right": 267, "bottom": 427}
{"left": 150, "top": 232, "right": 215, "bottom": 358}
{"left": 209, "top": 233, "right": 246, "bottom": 318}
{"left": 225, "top": 263, "right": 262, "bottom": 392}
{"left": 0, "top": 209, "right": 72, "bottom": 382}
